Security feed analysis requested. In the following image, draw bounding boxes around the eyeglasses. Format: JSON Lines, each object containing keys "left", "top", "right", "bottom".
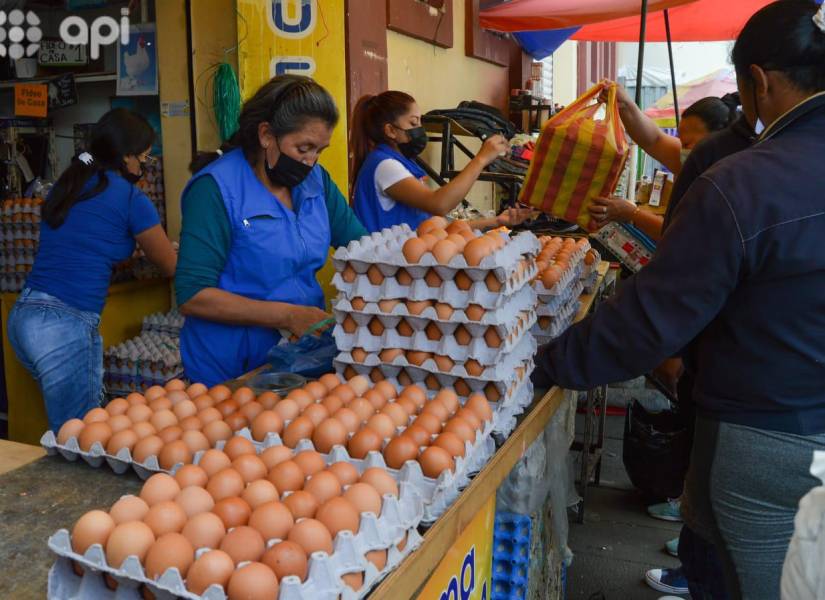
{"left": 139, "top": 153, "right": 158, "bottom": 165}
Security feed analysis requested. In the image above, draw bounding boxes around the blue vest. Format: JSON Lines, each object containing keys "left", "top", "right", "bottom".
{"left": 353, "top": 144, "right": 430, "bottom": 233}
{"left": 180, "top": 149, "right": 330, "bottom": 386}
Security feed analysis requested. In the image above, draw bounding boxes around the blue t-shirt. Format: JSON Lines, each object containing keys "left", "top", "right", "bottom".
{"left": 26, "top": 170, "right": 160, "bottom": 313}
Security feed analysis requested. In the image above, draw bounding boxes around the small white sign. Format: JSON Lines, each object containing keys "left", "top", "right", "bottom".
{"left": 38, "top": 40, "right": 88, "bottom": 67}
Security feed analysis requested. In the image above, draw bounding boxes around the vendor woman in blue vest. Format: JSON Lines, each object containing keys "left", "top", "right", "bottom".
{"left": 175, "top": 75, "right": 367, "bottom": 386}
{"left": 350, "top": 91, "right": 532, "bottom": 232}
{"left": 8, "top": 109, "right": 178, "bottom": 432}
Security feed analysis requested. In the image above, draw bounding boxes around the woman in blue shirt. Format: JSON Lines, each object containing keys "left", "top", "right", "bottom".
{"left": 8, "top": 108, "right": 178, "bottom": 432}
{"left": 350, "top": 91, "right": 531, "bottom": 233}
{"left": 175, "top": 75, "right": 366, "bottom": 386}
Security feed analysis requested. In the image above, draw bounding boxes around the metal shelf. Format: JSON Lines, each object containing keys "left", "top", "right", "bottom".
{"left": 0, "top": 73, "right": 117, "bottom": 90}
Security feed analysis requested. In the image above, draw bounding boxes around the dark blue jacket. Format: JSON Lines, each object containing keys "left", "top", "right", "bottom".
{"left": 536, "top": 92, "right": 825, "bottom": 434}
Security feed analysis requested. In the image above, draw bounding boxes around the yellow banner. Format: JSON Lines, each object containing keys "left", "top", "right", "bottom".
{"left": 418, "top": 496, "right": 495, "bottom": 600}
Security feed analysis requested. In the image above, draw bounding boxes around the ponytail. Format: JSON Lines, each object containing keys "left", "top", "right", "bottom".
{"left": 683, "top": 96, "right": 737, "bottom": 133}
{"left": 349, "top": 90, "right": 417, "bottom": 191}
{"left": 189, "top": 138, "right": 237, "bottom": 174}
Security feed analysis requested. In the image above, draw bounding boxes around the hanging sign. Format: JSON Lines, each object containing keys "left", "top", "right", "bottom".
{"left": 14, "top": 83, "right": 48, "bottom": 118}
{"left": 38, "top": 39, "right": 88, "bottom": 67}
{"left": 48, "top": 73, "right": 78, "bottom": 110}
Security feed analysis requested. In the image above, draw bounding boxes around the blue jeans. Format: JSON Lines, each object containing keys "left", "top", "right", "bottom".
{"left": 8, "top": 288, "right": 103, "bottom": 432}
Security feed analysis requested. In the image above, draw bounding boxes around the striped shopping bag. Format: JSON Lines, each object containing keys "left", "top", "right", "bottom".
{"left": 520, "top": 82, "right": 628, "bottom": 231}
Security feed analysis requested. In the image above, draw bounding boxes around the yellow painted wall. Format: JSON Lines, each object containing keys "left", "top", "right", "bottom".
{"left": 386, "top": 0, "right": 509, "bottom": 213}
{"left": 553, "top": 41, "right": 579, "bottom": 107}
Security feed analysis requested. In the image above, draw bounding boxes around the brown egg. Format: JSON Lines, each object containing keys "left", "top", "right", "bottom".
{"left": 158, "top": 425, "right": 183, "bottom": 444}
{"left": 249, "top": 410, "right": 283, "bottom": 443}
{"left": 206, "top": 468, "right": 245, "bottom": 502}
{"left": 216, "top": 399, "right": 239, "bottom": 418}
{"left": 198, "top": 449, "right": 232, "bottom": 477}
{"left": 359, "top": 390, "right": 384, "bottom": 412}
{"left": 419, "top": 216, "right": 448, "bottom": 234}
{"left": 485, "top": 272, "right": 503, "bottom": 292}
{"left": 311, "top": 418, "right": 348, "bottom": 453}
{"left": 197, "top": 407, "right": 222, "bottom": 426}
{"left": 444, "top": 417, "right": 475, "bottom": 444}
{"left": 57, "top": 418, "right": 85, "bottom": 444}
{"left": 454, "top": 325, "right": 472, "bottom": 346}
{"left": 105, "top": 398, "right": 130, "bottom": 417}
{"left": 454, "top": 378, "right": 472, "bottom": 397}
{"left": 348, "top": 347, "right": 368, "bottom": 363}
{"left": 319, "top": 373, "right": 341, "bottom": 391}
{"left": 287, "top": 389, "right": 315, "bottom": 410}
{"left": 262, "top": 540, "right": 308, "bottom": 581}
{"left": 259, "top": 445, "right": 293, "bottom": 470}
{"left": 465, "top": 304, "right": 486, "bottom": 321}
{"left": 345, "top": 427, "right": 382, "bottom": 460}
{"left": 213, "top": 497, "right": 252, "bottom": 529}
{"left": 342, "top": 264, "right": 357, "bottom": 282}
{"left": 454, "top": 271, "right": 473, "bottom": 291}
{"left": 181, "top": 430, "right": 211, "bottom": 454}
{"left": 304, "top": 471, "right": 342, "bottom": 504}
{"left": 365, "top": 414, "right": 395, "bottom": 440}
{"left": 144, "top": 532, "right": 194, "bottom": 579}
{"left": 424, "top": 323, "right": 443, "bottom": 342}
{"left": 342, "top": 571, "right": 365, "bottom": 592}
{"left": 106, "top": 429, "right": 139, "bottom": 455}
{"left": 463, "top": 238, "right": 490, "bottom": 266}
{"left": 435, "top": 389, "right": 460, "bottom": 415}
{"left": 433, "top": 432, "right": 466, "bottom": 458}
{"left": 175, "top": 464, "right": 208, "bottom": 489}
{"left": 484, "top": 327, "right": 503, "bottom": 348}
{"left": 302, "top": 403, "right": 330, "bottom": 427}
{"left": 220, "top": 525, "right": 265, "bottom": 564}
{"left": 293, "top": 450, "right": 326, "bottom": 476}
{"left": 383, "top": 436, "right": 420, "bottom": 469}
{"left": 106, "top": 521, "right": 155, "bottom": 568}
{"left": 397, "top": 396, "right": 419, "bottom": 416}
{"left": 464, "top": 359, "right": 485, "bottom": 377}
{"left": 132, "top": 421, "right": 156, "bottom": 439}
{"left": 382, "top": 402, "right": 409, "bottom": 427}
{"left": 273, "top": 398, "right": 300, "bottom": 422}
{"left": 224, "top": 411, "right": 249, "bottom": 432}
{"left": 72, "top": 510, "right": 115, "bottom": 555}
{"left": 109, "top": 495, "right": 149, "bottom": 525}
{"left": 360, "top": 467, "right": 399, "bottom": 498}
{"left": 402, "top": 423, "right": 432, "bottom": 447}
{"left": 209, "top": 385, "right": 232, "bottom": 402}
{"left": 467, "top": 393, "right": 494, "bottom": 422}
{"left": 185, "top": 382, "right": 207, "bottom": 398}
{"left": 150, "top": 410, "right": 178, "bottom": 432}
{"left": 342, "top": 315, "right": 358, "bottom": 334}
{"left": 159, "top": 440, "right": 193, "bottom": 470}
{"left": 282, "top": 416, "right": 315, "bottom": 449}
{"left": 133, "top": 435, "right": 164, "bottom": 464}
{"left": 446, "top": 232, "right": 468, "bottom": 251}
{"left": 289, "top": 518, "right": 334, "bottom": 555}
{"left": 327, "top": 461, "right": 359, "bottom": 486}
{"left": 140, "top": 473, "right": 182, "bottom": 510}
{"left": 370, "top": 368, "right": 387, "bottom": 382}
{"left": 144, "top": 500, "right": 187, "bottom": 536}
{"left": 78, "top": 421, "right": 112, "bottom": 452}
{"left": 402, "top": 237, "right": 428, "bottom": 263}
{"left": 149, "top": 397, "right": 172, "bottom": 413}
{"left": 227, "top": 562, "right": 279, "bottom": 600}
{"left": 281, "top": 489, "right": 317, "bottom": 519}
{"left": 333, "top": 407, "right": 361, "bottom": 433}
{"left": 171, "top": 400, "right": 197, "bottom": 422}
{"left": 541, "top": 265, "right": 562, "bottom": 288}
{"left": 366, "top": 264, "right": 384, "bottom": 285}
{"left": 242, "top": 480, "right": 279, "bottom": 510}
{"left": 347, "top": 375, "right": 370, "bottom": 396}
{"left": 405, "top": 350, "right": 430, "bottom": 367}
{"left": 268, "top": 460, "right": 305, "bottom": 493}
{"left": 144, "top": 385, "right": 166, "bottom": 401}
{"left": 424, "top": 269, "right": 442, "bottom": 288}
{"left": 316, "top": 496, "right": 360, "bottom": 538}
{"left": 396, "top": 319, "right": 414, "bottom": 337}
{"left": 377, "top": 299, "right": 400, "bottom": 314}
{"left": 400, "top": 385, "right": 426, "bottom": 406}
{"left": 319, "top": 394, "right": 343, "bottom": 415}
{"left": 432, "top": 239, "right": 459, "bottom": 264}
{"left": 81, "top": 407, "right": 108, "bottom": 425}
{"left": 230, "top": 387, "right": 253, "bottom": 406}
{"left": 186, "top": 549, "right": 235, "bottom": 594}
{"left": 419, "top": 446, "right": 455, "bottom": 479}
{"left": 343, "top": 482, "right": 383, "bottom": 516}
{"left": 179, "top": 416, "right": 203, "bottom": 432}
{"left": 414, "top": 413, "right": 443, "bottom": 436}
{"left": 257, "top": 391, "right": 280, "bottom": 410}
{"left": 182, "top": 512, "right": 226, "bottom": 550}
{"left": 175, "top": 485, "right": 215, "bottom": 518}
{"left": 232, "top": 454, "right": 268, "bottom": 484}
{"left": 367, "top": 549, "right": 389, "bottom": 571}
{"left": 418, "top": 233, "right": 438, "bottom": 250}
{"left": 367, "top": 317, "right": 385, "bottom": 336}
{"left": 348, "top": 398, "right": 375, "bottom": 423}
{"left": 223, "top": 436, "right": 256, "bottom": 461}
{"left": 421, "top": 401, "right": 450, "bottom": 423}
{"left": 126, "top": 392, "right": 148, "bottom": 406}
{"left": 249, "top": 500, "right": 294, "bottom": 541}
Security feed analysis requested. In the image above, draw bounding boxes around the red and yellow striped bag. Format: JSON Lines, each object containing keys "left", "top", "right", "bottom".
{"left": 520, "top": 82, "right": 628, "bottom": 231}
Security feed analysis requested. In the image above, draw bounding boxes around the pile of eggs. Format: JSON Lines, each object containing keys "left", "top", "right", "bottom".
{"left": 67, "top": 443, "right": 403, "bottom": 599}
{"left": 55, "top": 379, "right": 270, "bottom": 469}
{"left": 533, "top": 236, "right": 592, "bottom": 290}
{"left": 399, "top": 216, "right": 507, "bottom": 266}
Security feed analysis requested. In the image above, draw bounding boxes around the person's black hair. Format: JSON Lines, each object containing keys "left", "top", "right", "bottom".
{"left": 189, "top": 74, "right": 339, "bottom": 174}
{"left": 732, "top": 0, "right": 825, "bottom": 93}
{"left": 43, "top": 108, "right": 155, "bottom": 228}
{"left": 683, "top": 95, "right": 737, "bottom": 132}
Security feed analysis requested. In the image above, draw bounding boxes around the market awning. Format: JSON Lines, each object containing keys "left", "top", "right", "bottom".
{"left": 479, "top": 0, "right": 697, "bottom": 33}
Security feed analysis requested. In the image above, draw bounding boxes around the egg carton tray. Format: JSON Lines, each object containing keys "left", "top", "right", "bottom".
{"left": 538, "top": 238, "right": 590, "bottom": 266}
{"left": 334, "top": 333, "right": 537, "bottom": 383}
{"left": 580, "top": 270, "right": 600, "bottom": 295}
{"left": 487, "top": 377, "right": 535, "bottom": 440}
{"left": 333, "top": 283, "right": 537, "bottom": 328}
{"left": 47, "top": 480, "right": 424, "bottom": 600}
{"left": 532, "top": 260, "right": 584, "bottom": 300}
{"left": 333, "top": 225, "right": 541, "bottom": 282}
{"left": 532, "top": 298, "right": 580, "bottom": 337}
{"left": 536, "top": 282, "right": 583, "bottom": 317}
{"left": 532, "top": 310, "right": 578, "bottom": 345}
{"left": 580, "top": 249, "right": 601, "bottom": 279}
{"left": 332, "top": 258, "right": 537, "bottom": 309}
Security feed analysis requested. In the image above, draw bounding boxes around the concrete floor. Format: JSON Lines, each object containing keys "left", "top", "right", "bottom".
{"left": 566, "top": 400, "right": 685, "bottom": 600}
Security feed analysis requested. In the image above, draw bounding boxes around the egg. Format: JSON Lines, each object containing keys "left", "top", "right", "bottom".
{"left": 397, "top": 396, "right": 419, "bottom": 416}
{"left": 259, "top": 445, "right": 293, "bottom": 470}
{"left": 485, "top": 383, "right": 502, "bottom": 401}
{"left": 132, "top": 435, "right": 164, "bottom": 464}
{"left": 219, "top": 525, "right": 265, "bottom": 565}
{"left": 343, "top": 482, "right": 383, "bottom": 516}
{"left": 225, "top": 411, "right": 249, "bottom": 433}
{"left": 302, "top": 403, "right": 330, "bottom": 427}
{"left": 203, "top": 420, "right": 233, "bottom": 446}
{"left": 418, "top": 233, "right": 438, "bottom": 250}
{"left": 109, "top": 495, "right": 150, "bottom": 525}
{"left": 419, "top": 446, "right": 455, "bottom": 479}
{"left": 453, "top": 272, "right": 472, "bottom": 292}
{"left": 464, "top": 359, "right": 485, "bottom": 377}
{"left": 541, "top": 265, "right": 562, "bottom": 288}
{"left": 405, "top": 350, "right": 431, "bottom": 367}
{"left": 268, "top": 460, "right": 305, "bottom": 493}
{"left": 454, "top": 378, "right": 472, "bottom": 397}
{"left": 262, "top": 540, "right": 308, "bottom": 582}
{"left": 140, "top": 473, "right": 181, "bottom": 506}
{"left": 185, "top": 382, "right": 207, "bottom": 398}
{"left": 402, "top": 237, "right": 428, "bottom": 264}
{"left": 159, "top": 440, "right": 193, "bottom": 470}
{"left": 105, "top": 521, "right": 155, "bottom": 569}
{"left": 150, "top": 410, "right": 178, "bottom": 432}
{"left": 105, "top": 397, "right": 130, "bottom": 417}
{"left": 433, "top": 431, "right": 466, "bottom": 458}
{"left": 198, "top": 449, "right": 232, "bottom": 477}
{"left": 485, "top": 272, "right": 503, "bottom": 292}
{"left": 414, "top": 413, "right": 443, "bottom": 436}
{"left": 360, "top": 416, "right": 392, "bottom": 442}
{"left": 283, "top": 490, "right": 319, "bottom": 519}
{"left": 319, "top": 496, "right": 362, "bottom": 539}
{"left": 360, "top": 467, "right": 399, "bottom": 498}
{"left": 446, "top": 232, "right": 467, "bottom": 251}
{"left": 174, "top": 464, "right": 208, "bottom": 489}
{"left": 249, "top": 411, "right": 283, "bottom": 443}
{"left": 315, "top": 374, "right": 338, "bottom": 393}
{"left": 144, "top": 500, "right": 187, "bottom": 536}
{"left": 181, "top": 512, "right": 226, "bottom": 551}
{"left": 382, "top": 402, "right": 410, "bottom": 427}
{"left": 367, "top": 317, "right": 385, "bottom": 336}
{"left": 333, "top": 407, "right": 361, "bottom": 433}
{"left": 349, "top": 296, "right": 368, "bottom": 311}
{"left": 432, "top": 239, "right": 459, "bottom": 264}
{"left": 273, "top": 398, "right": 301, "bottom": 423}
{"left": 434, "top": 390, "right": 460, "bottom": 415}
{"left": 371, "top": 368, "right": 387, "bottom": 383}
{"left": 72, "top": 510, "right": 115, "bottom": 555}
{"left": 304, "top": 471, "right": 342, "bottom": 504}
{"left": 425, "top": 374, "right": 440, "bottom": 391}
{"left": 232, "top": 454, "right": 268, "bottom": 484}
{"left": 149, "top": 397, "right": 173, "bottom": 413}
{"left": 249, "top": 501, "right": 294, "bottom": 542}
{"left": 197, "top": 406, "right": 221, "bottom": 425}
{"left": 396, "top": 319, "right": 414, "bottom": 337}
{"left": 467, "top": 393, "right": 494, "bottom": 422}
{"left": 207, "top": 468, "right": 245, "bottom": 502}
{"left": 424, "top": 268, "right": 442, "bottom": 288}
{"left": 106, "top": 429, "right": 139, "bottom": 455}
{"left": 454, "top": 325, "right": 472, "bottom": 346}
{"left": 421, "top": 400, "right": 450, "bottom": 423}
{"left": 213, "top": 497, "right": 252, "bottom": 529}
{"left": 239, "top": 401, "right": 264, "bottom": 421}
{"left": 425, "top": 322, "right": 443, "bottom": 341}
{"left": 78, "top": 421, "right": 112, "bottom": 452}
{"left": 312, "top": 417, "right": 348, "bottom": 453}
{"left": 145, "top": 385, "right": 166, "bottom": 401}
{"left": 342, "top": 571, "right": 365, "bottom": 592}
{"left": 342, "top": 264, "right": 357, "bottom": 282}
{"left": 293, "top": 450, "right": 326, "bottom": 476}
{"left": 434, "top": 355, "right": 455, "bottom": 372}
{"left": 418, "top": 216, "right": 448, "bottom": 234}
{"left": 463, "top": 238, "right": 490, "bottom": 266}
{"left": 223, "top": 436, "right": 256, "bottom": 461}
{"left": 347, "top": 428, "right": 383, "bottom": 459}
{"left": 456, "top": 407, "right": 482, "bottom": 431}
{"left": 167, "top": 388, "right": 190, "bottom": 405}
{"left": 431, "top": 227, "right": 448, "bottom": 241}
{"left": 186, "top": 550, "right": 235, "bottom": 594}
{"left": 57, "top": 418, "right": 85, "bottom": 444}
{"left": 144, "top": 532, "right": 194, "bottom": 579}
{"left": 288, "top": 518, "right": 334, "bottom": 556}
{"left": 326, "top": 462, "right": 359, "bottom": 487}
{"left": 402, "top": 423, "right": 432, "bottom": 447}
{"left": 367, "top": 264, "right": 385, "bottom": 285}
{"left": 383, "top": 436, "right": 420, "bottom": 469}
{"left": 241, "top": 480, "right": 280, "bottom": 510}
{"left": 330, "top": 384, "right": 356, "bottom": 404}
{"left": 227, "top": 562, "right": 279, "bottom": 600}
{"left": 216, "top": 399, "right": 240, "bottom": 419}
{"left": 158, "top": 425, "right": 183, "bottom": 444}
{"left": 443, "top": 417, "right": 475, "bottom": 444}
{"left": 396, "top": 267, "right": 413, "bottom": 285}
{"left": 180, "top": 416, "right": 204, "bottom": 432}
{"left": 229, "top": 387, "right": 253, "bottom": 406}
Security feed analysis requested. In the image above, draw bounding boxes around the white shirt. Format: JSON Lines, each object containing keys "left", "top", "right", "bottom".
{"left": 374, "top": 158, "right": 416, "bottom": 211}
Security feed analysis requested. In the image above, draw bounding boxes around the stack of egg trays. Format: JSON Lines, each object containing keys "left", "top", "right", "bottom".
{"left": 491, "top": 512, "right": 532, "bottom": 600}
{"left": 535, "top": 280, "right": 583, "bottom": 318}
{"left": 532, "top": 257, "right": 584, "bottom": 300}
{"left": 531, "top": 300, "right": 580, "bottom": 344}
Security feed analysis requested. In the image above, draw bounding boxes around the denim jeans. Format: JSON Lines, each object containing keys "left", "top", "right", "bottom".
{"left": 8, "top": 288, "right": 103, "bottom": 432}
{"left": 679, "top": 525, "right": 730, "bottom": 599}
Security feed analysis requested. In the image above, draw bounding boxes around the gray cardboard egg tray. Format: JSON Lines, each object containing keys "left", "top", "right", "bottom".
{"left": 333, "top": 282, "right": 537, "bottom": 328}
{"left": 536, "top": 281, "right": 584, "bottom": 317}
{"left": 532, "top": 295, "right": 581, "bottom": 338}
{"left": 532, "top": 257, "right": 585, "bottom": 300}
{"left": 532, "top": 308, "right": 578, "bottom": 345}
{"left": 332, "top": 225, "right": 541, "bottom": 284}
{"left": 333, "top": 332, "right": 537, "bottom": 384}
{"left": 580, "top": 270, "right": 600, "bottom": 295}
{"left": 46, "top": 473, "right": 425, "bottom": 600}
{"left": 332, "top": 307, "right": 537, "bottom": 364}
{"left": 580, "top": 248, "right": 601, "bottom": 279}
{"left": 331, "top": 259, "right": 537, "bottom": 309}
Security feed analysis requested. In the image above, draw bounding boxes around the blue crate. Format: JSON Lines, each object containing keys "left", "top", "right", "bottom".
{"left": 491, "top": 511, "right": 533, "bottom": 600}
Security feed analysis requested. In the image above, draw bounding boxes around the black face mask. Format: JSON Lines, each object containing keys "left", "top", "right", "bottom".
{"left": 122, "top": 162, "right": 144, "bottom": 184}
{"left": 396, "top": 126, "right": 428, "bottom": 158}
{"left": 265, "top": 142, "right": 313, "bottom": 188}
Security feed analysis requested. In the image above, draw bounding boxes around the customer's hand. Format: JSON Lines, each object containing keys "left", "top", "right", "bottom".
{"left": 496, "top": 206, "right": 535, "bottom": 227}
{"left": 598, "top": 79, "right": 633, "bottom": 112}
{"left": 589, "top": 196, "right": 637, "bottom": 227}
{"left": 286, "top": 305, "right": 331, "bottom": 339}
{"left": 477, "top": 134, "right": 509, "bottom": 167}
{"left": 653, "top": 358, "right": 684, "bottom": 397}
